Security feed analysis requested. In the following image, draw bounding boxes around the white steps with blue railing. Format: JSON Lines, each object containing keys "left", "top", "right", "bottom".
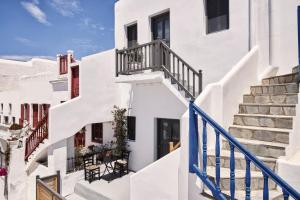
{"left": 206, "top": 67, "right": 299, "bottom": 199}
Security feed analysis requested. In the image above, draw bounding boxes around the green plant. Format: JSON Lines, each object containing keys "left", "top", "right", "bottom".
{"left": 112, "top": 106, "right": 128, "bottom": 155}
{"left": 9, "top": 123, "right": 22, "bottom": 130}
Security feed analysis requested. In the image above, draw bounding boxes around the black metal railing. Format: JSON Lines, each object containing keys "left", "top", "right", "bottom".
{"left": 67, "top": 156, "right": 84, "bottom": 174}
{"left": 116, "top": 40, "right": 202, "bottom": 99}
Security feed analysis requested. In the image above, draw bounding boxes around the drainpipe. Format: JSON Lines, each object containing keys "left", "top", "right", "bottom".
{"left": 268, "top": 0, "right": 272, "bottom": 65}
{"left": 248, "top": 0, "right": 251, "bottom": 51}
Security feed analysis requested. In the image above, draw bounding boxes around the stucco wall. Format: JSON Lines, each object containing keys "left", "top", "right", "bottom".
{"left": 48, "top": 49, "right": 123, "bottom": 173}
{"left": 0, "top": 58, "right": 60, "bottom": 127}
{"left": 127, "top": 81, "right": 187, "bottom": 171}
{"left": 115, "top": 0, "right": 249, "bottom": 87}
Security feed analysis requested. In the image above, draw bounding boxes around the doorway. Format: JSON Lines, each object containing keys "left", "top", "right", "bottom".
{"left": 151, "top": 12, "right": 170, "bottom": 46}
{"left": 71, "top": 66, "right": 79, "bottom": 99}
{"left": 157, "top": 118, "right": 180, "bottom": 159}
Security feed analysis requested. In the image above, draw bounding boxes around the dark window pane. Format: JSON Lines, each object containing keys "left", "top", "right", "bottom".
{"left": 206, "top": 0, "right": 229, "bottom": 34}
{"left": 127, "top": 24, "right": 138, "bottom": 48}
{"left": 127, "top": 116, "right": 136, "bottom": 141}
{"left": 92, "top": 123, "right": 103, "bottom": 143}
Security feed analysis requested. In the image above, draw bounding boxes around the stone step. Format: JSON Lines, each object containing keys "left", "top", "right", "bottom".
{"left": 239, "top": 103, "right": 296, "bottom": 116}
{"left": 233, "top": 114, "right": 293, "bottom": 129}
{"left": 243, "top": 93, "right": 298, "bottom": 104}
{"left": 207, "top": 150, "right": 277, "bottom": 171}
{"left": 206, "top": 166, "right": 277, "bottom": 191}
{"left": 292, "top": 66, "right": 299, "bottom": 73}
{"left": 262, "top": 73, "right": 298, "bottom": 85}
{"left": 229, "top": 125, "right": 290, "bottom": 144}
{"left": 204, "top": 189, "right": 282, "bottom": 200}
{"left": 222, "top": 138, "right": 287, "bottom": 158}
{"left": 250, "top": 83, "right": 298, "bottom": 95}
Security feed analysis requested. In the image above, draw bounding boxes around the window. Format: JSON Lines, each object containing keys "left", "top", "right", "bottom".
{"left": 205, "top": 0, "right": 229, "bottom": 34}
{"left": 12, "top": 117, "right": 15, "bottom": 124}
{"left": 127, "top": 24, "right": 137, "bottom": 48}
{"left": 9, "top": 104, "right": 12, "bottom": 114}
{"left": 127, "top": 116, "right": 136, "bottom": 141}
{"left": 92, "top": 123, "right": 103, "bottom": 143}
{"left": 0, "top": 104, "right": 3, "bottom": 113}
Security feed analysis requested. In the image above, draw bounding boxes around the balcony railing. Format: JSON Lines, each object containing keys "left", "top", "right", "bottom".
{"left": 116, "top": 40, "right": 202, "bottom": 99}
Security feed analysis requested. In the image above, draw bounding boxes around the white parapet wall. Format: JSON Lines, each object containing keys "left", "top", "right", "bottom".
{"left": 130, "top": 149, "right": 180, "bottom": 200}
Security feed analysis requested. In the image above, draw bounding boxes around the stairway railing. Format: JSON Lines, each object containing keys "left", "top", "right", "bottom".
{"left": 25, "top": 114, "right": 48, "bottom": 161}
{"left": 116, "top": 40, "right": 202, "bottom": 99}
{"left": 189, "top": 101, "right": 300, "bottom": 200}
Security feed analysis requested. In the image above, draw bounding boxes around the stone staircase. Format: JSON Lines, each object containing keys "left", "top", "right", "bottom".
{"left": 206, "top": 67, "right": 299, "bottom": 199}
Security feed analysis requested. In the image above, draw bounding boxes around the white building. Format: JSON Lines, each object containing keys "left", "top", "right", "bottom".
{"left": 1, "top": 0, "right": 300, "bottom": 200}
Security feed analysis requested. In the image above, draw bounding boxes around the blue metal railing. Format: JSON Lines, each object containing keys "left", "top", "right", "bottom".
{"left": 189, "top": 101, "right": 300, "bottom": 200}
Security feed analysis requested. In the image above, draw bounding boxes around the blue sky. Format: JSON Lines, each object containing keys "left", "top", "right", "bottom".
{"left": 0, "top": 0, "right": 115, "bottom": 61}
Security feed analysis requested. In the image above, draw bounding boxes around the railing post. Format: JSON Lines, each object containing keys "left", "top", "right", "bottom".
{"left": 215, "top": 130, "right": 221, "bottom": 192}
{"left": 189, "top": 101, "right": 199, "bottom": 173}
{"left": 245, "top": 157, "right": 251, "bottom": 200}
{"left": 202, "top": 118, "right": 207, "bottom": 176}
{"left": 263, "top": 173, "right": 269, "bottom": 200}
{"left": 198, "top": 70, "right": 202, "bottom": 94}
{"left": 115, "top": 49, "right": 119, "bottom": 77}
{"left": 230, "top": 145, "right": 235, "bottom": 200}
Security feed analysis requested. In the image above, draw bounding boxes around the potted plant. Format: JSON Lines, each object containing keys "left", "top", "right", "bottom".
{"left": 112, "top": 106, "right": 128, "bottom": 157}
{"left": 9, "top": 123, "right": 23, "bottom": 138}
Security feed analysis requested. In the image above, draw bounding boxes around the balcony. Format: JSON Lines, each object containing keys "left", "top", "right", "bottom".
{"left": 116, "top": 40, "right": 202, "bottom": 99}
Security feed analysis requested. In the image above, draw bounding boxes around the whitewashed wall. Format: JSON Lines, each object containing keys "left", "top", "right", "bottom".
{"left": 270, "top": 0, "right": 299, "bottom": 74}
{"left": 115, "top": 0, "right": 249, "bottom": 87}
{"left": 0, "top": 58, "right": 59, "bottom": 126}
{"left": 126, "top": 81, "right": 187, "bottom": 171}
{"left": 48, "top": 50, "right": 123, "bottom": 174}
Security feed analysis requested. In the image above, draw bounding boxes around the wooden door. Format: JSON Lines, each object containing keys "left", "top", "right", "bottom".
{"left": 25, "top": 104, "right": 30, "bottom": 123}
{"left": 20, "top": 104, "right": 25, "bottom": 126}
{"left": 32, "top": 104, "right": 39, "bottom": 128}
{"left": 71, "top": 66, "right": 79, "bottom": 99}
{"left": 74, "top": 132, "right": 85, "bottom": 148}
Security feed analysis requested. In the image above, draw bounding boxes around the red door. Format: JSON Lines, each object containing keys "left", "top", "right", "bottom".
{"left": 20, "top": 104, "right": 25, "bottom": 126}
{"left": 25, "top": 104, "right": 30, "bottom": 123}
{"left": 74, "top": 132, "right": 85, "bottom": 148}
{"left": 71, "top": 66, "right": 79, "bottom": 99}
{"left": 32, "top": 104, "right": 38, "bottom": 128}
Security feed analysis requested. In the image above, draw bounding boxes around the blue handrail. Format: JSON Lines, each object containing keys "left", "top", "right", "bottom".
{"left": 189, "top": 101, "right": 300, "bottom": 200}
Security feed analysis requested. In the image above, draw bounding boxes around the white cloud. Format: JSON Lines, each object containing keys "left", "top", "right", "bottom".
{"left": 15, "top": 37, "right": 36, "bottom": 47}
{"left": 21, "top": 2, "right": 50, "bottom": 25}
{"left": 0, "top": 55, "right": 55, "bottom": 61}
{"left": 80, "top": 18, "right": 106, "bottom": 31}
{"left": 71, "top": 38, "right": 100, "bottom": 53}
{"left": 50, "top": 0, "right": 81, "bottom": 17}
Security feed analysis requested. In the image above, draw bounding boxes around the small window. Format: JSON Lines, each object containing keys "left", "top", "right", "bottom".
{"left": 9, "top": 104, "right": 12, "bottom": 114}
{"left": 205, "top": 0, "right": 229, "bottom": 34}
{"left": 127, "top": 116, "right": 136, "bottom": 141}
{"left": 1, "top": 104, "right": 3, "bottom": 112}
{"left": 92, "top": 123, "right": 103, "bottom": 143}
{"left": 127, "top": 24, "right": 138, "bottom": 48}
{"left": 12, "top": 117, "right": 15, "bottom": 124}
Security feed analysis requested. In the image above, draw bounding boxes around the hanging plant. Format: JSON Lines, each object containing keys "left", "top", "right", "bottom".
{"left": 0, "top": 168, "right": 7, "bottom": 176}
{"left": 112, "top": 105, "right": 128, "bottom": 156}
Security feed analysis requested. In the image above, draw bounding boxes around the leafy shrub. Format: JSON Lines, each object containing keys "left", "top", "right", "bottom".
{"left": 9, "top": 124, "right": 22, "bottom": 130}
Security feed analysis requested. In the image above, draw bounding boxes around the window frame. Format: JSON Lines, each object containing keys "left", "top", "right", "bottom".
{"left": 127, "top": 23, "right": 138, "bottom": 48}
{"left": 205, "top": 0, "right": 230, "bottom": 34}
{"left": 91, "top": 123, "right": 103, "bottom": 144}
{"left": 127, "top": 116, "right": 136, "bottom": 141}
